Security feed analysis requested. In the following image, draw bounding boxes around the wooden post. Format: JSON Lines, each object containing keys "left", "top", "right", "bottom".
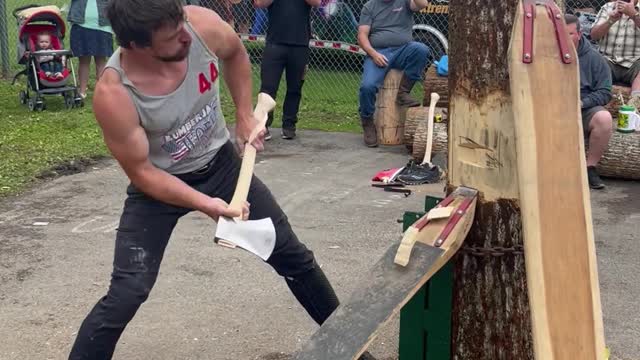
{"left": 447, "top": 0, "right": 534, "bottom": 358}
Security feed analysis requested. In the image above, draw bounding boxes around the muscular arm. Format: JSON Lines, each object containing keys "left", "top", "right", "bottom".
{"left": 186, "top": 6, "right": 261, "bottom": 150}
{"left": 305, "top": 0, "right": 321, "bottom": 6}
{"left": 92, "top": 72, "right": 243, "bottom": 220}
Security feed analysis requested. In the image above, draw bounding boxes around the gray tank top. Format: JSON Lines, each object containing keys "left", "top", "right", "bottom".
{"left": 104, "top": 21, "right": 230, "bottom": 174}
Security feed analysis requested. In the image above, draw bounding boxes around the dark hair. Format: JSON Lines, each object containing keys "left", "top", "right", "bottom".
{"left": 564, "top": 14, "right": 581, "bottom": 32}
{"left": 107, "top": 0, "right": 186, "bottom": 49}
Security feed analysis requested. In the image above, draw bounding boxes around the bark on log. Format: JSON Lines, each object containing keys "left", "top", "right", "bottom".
{"left": 448, "top": 0, "right": 534, "bottom": 358}
{"left": 597, "top": 131, "right": 640, "bottom": 180}
{"left": 422, "top": 66, "right": 449, "bottom": 107}
{"left": 411, "top": 121, "right": 448, "bottom": 160}
{"left": 404, "top": 106, "right": 447, "bottom": 151}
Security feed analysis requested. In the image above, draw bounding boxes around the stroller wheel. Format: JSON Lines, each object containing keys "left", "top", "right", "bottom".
{"left": 28, "top": 97, "right": 45, "bottom": 112}
{"left": 64, "top": 93, "right": 75, "bottom": 109}
{"left": 19, "top": 90, "right": 27, "bottom": 105}
{"left": 27, "top": 97, "right": 36, "bottom": 111}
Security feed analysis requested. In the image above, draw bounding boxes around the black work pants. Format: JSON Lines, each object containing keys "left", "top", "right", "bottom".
{"left": 259, "top": 43, "right": 310, "bottom": 129}
{"left": 68, "top": 141, "right": 338, "bottom": 359}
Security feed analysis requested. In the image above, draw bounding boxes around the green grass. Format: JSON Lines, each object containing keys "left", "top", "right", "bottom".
{"left": 0, "top": 65, "right": 369, "bottom": 198}
{"left": 0, "top": 81, "right": 108, "bottom": 196}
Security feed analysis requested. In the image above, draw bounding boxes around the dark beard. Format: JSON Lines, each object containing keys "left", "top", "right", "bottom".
{"left": 156, "top": 46, "right": 190, "bottom": 62}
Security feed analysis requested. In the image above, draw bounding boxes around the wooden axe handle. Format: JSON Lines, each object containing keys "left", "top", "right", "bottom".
{"left": 422, "top": 92, "right": 440, "bottom": 165}
{"left": 228, "top": 93, "right": 276, "bottom": 213}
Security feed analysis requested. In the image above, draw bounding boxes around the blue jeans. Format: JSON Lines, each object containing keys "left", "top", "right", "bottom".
{"left": 358, "top": 41, "right": 431, "bottom": 119}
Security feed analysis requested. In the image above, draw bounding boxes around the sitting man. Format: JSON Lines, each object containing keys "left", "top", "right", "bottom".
{"left": 357, "top": 0, "right": 430, "bottom": 147}
{"left": 590, "top": 0, "right": 640, "bottom": 106}
{"left": 566, "top": 14, "right": 614, "bottom": 190}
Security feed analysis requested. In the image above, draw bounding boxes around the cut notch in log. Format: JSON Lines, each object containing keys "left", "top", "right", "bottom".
{"left": 412, "top": 119, "right": 640, "bottom": 180}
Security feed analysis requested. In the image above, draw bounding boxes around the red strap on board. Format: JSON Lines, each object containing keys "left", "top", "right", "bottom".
{"left": 434, "top": 196, "right": 475, "bottom": 248}
{"left": 522, "top": 0, "right": 573, "bottom": 64}
{"left": 523, "top": 0, "right": 536, "bottom": 63}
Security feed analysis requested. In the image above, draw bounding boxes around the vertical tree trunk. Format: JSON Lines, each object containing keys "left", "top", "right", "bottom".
{"left": 447, "top": 1, "right": 534, "bottom": 359}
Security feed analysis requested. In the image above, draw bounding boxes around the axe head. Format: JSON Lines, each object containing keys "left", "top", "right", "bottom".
{"left": 214, "top": 216, "right": 276, "bottom": 261}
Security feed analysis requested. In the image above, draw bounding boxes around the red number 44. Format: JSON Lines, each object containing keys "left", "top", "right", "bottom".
{"left": 198, "top": 62, "right": 219, "bottom": 94}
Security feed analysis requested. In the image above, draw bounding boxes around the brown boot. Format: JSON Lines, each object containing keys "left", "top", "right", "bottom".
{"left": 396, "top": 74, "right": 421, "bottom": 107}
{"left": 361, "top": 117, "right": 378, "bottom": 147}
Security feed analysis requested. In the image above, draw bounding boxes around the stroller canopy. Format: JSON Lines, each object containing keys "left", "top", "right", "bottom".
{"left": 15, "top": 5, "right": 66, "bottom": 40}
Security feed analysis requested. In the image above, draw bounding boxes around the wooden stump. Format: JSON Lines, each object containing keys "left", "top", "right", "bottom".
{"left": 404, "top": 106, "right": 448, "bottom": 151}
{"left": 412, "top": 121, "right": 448, "bottom": 160}
{"left": 374, "top": 69, "right": 406, "bottom": 145}
{"left": 448, "top": 1, "right": 533, "bottom": 357}
{"left": 422, "top": 66, "right": 449, "bottom": 107}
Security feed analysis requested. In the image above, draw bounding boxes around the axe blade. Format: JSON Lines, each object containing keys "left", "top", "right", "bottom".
{"left": 214, "top": 217, "right": 276, "bottom": 261}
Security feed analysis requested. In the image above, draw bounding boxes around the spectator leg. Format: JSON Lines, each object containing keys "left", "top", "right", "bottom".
{"left": 586, "top": 110, "right": 613, "bottom": 167}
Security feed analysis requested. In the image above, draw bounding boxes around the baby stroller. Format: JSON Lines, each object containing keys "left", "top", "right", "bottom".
{"left": 11, "top": 4, "right": 83, "bottom": 111}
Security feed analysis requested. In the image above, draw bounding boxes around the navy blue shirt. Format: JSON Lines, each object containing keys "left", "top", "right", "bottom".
{"left": 266, "top": 0, "right": 312, "bottom": 46}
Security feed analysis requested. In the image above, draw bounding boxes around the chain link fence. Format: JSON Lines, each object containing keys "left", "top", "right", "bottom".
{"left": 198, "top": 0, "right": 451, "bottom": 116}
{"left": 0, "top": 0, "right": 617, "bottom": 115}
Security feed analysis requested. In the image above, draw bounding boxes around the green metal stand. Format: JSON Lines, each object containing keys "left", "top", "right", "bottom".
{"left": 398, "top": 196, "right": 453, "bottom": 360}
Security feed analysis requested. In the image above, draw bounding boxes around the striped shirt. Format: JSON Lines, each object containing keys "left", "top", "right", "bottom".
{"left": 594, "top": 2, "right": 640, "bottom": 68}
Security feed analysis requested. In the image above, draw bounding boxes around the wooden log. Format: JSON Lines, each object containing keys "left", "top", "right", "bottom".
{"left": 597, "top": 131, "right": 640, "bottom": 180}
{"left": 411, "top": 121, "right": 448, "bottom": 161}
{"left": 374, "top": 69, "right": 407, "bottom": 145}
{"left": 448, "top": 0, "right": 534, "bottom": 358}
{"left": 422, "top": 66, "right": 449, "bottom": 107}
{"left": 404, "top": 106, "right": 447, "bottom": 150}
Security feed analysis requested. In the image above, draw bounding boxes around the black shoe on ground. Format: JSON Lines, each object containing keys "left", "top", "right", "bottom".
{"left": 587, "top": 166, "right": 605, "bottom": 189}
{"left": 282, "top": 127, "right": 296, "bottom": 139}
{"left": 264, "top": 127, "right": 272, "bottom": 141}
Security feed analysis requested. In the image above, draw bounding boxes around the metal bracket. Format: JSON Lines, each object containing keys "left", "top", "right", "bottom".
{"left": 522, "top": 0, "right": 573, "bottom": 64}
